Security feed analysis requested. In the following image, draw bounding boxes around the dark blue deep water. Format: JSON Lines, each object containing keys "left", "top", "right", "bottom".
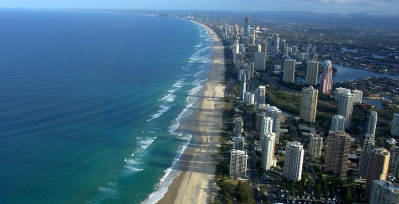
{"left": 0, "top": 9, "right": 213, "bottom": 204}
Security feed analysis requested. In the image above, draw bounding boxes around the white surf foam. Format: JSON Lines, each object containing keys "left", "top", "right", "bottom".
{"left": 137, "top": 136, "right": 157, "bottom": 150}
{"left": 147, "top": 105, "right": 171, "bottom": 121}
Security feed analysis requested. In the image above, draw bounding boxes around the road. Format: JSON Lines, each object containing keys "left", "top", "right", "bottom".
{"left": 245, "top": 110, "right": 262, "bottom": 203}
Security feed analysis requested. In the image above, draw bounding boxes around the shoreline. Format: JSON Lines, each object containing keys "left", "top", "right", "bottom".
{"left": 156, "top": 22, "right": 225, "bottom": 204}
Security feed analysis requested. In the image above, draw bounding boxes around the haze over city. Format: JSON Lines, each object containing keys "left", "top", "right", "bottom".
{"left": 0, "top": 0, "right": 399, "bottom": 15}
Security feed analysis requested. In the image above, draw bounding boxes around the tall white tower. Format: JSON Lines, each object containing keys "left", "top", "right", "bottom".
{"left": 266, "top": 106, "right": 282, "bottom": 144}
{"left": 300, "top": 86, "right": 318, "bottom": 123}
{"left": 283, "top": 141, "right": 304, "bottom": 182}
{"left": 331, "top": 115, "right": 345, "bottom": 132}
{"left": 261, "top": 132, "right": 275, "bottom": 170}
{"left": 367, "top": 111, "right": 378, "bottom": 136}
{"left": 337, "top": 90, "right": 355, "bottom": 129}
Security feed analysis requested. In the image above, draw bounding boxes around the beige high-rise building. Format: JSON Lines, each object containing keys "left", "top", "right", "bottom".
{"left": 309, "top": 134, "right": 323, "bottom": 158}
{"left": 325, "top": 131, "right": 351, "bottom": 176}
{"left": 365, "top": 148, "right": 390, "bottom": 196}
{"left": 306, "top": 61, "right": 319, "bottom": 86}
{"left": 300, "top": 86, "right": 318, "bottom": 123}
{"left": 283, "top": 59, "right": 296, "bottom": 83}
{"left": 283, "top": 141, "right": 304, "bottom": 182}
{"left": 370, "top": 180, "right": 399, "bottom": 204}
{"left": 230, "top": 149, "right": 248, "bottom": 179}
{"left": 358, "top": 134, "right": 375, "bottom": 178}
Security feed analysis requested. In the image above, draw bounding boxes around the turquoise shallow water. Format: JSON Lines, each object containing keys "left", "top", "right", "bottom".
{"left": 0, "top": 9, "right": 213, "bottom": 204}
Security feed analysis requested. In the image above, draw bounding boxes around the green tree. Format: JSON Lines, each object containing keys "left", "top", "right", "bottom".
{"left": 290, "top": 182, "right": 296, "bottom": 197}
{"left": 298, "top": 183, "right": 305, "bottom": 197}
{"left": 344, "top": 187, "right": 352, "bottom": 204}
{"left": 315, "top": 184, "right": 321, "bottom": 199}
{"left": 329, "top": 186, "right": 335, "bottom": 198}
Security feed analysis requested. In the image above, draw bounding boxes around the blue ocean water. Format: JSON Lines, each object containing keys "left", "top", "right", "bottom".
{"left": 0, "top": 9, "right": 213, "bottom": 204}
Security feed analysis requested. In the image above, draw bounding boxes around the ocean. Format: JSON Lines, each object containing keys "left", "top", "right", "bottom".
{"left": 0, "top": 9, "right": 213, "bottom": 204}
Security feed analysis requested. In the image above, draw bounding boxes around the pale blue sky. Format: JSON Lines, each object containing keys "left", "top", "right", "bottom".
{"left": 0, "top": 0, "right": 398, "bottom": 15}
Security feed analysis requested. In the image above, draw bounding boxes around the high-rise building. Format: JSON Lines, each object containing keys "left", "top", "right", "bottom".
{"left": 266, "top": 106, "right": 282, "bottom": 144}
{"left": 234, "top": 135, "right": 245, "bottom": 150}
{"left": 352, "top": 89, "right": 363, "bottom": 104}
{"left": 300, "top": 86, "right": 318, "bottom": 123}
{"left": 234, "top": 116, "right": 243, "bottom": 135}
{"left": 254, "top": 52, "right": 267, "bottom": 70}
{"left": 309, "top": 134, "right": 323, "bottom": 158}
{"left": 394, "top": 156, "right": 399, "bottom": 178}
{"left": 320, "top": 60, "right": 333, "bottom": 94}
{"left": 312, "top": 54, "right": 318, "bottom": 62}
{"left": 230, "top": 149, "right": 248, "bottom": 179}
{"left": 306, "top": 61, "right": 319, "bottom": 86}
{"left": 240, "top": 72, "right": 246, "bottom": 101}
{"left": 334, "top": 87, "right": 347, "bottom": 101}
{"left": 331, "top": 115, "right": 345, "bottom": 132}
{"left": 370, "top": 180, "right": 399, "bottom": 204}
{"left": 261, "top": 133, "right": 275, "bottom": 170}
{"left": 245, "top": 92, "right": 254, "bottom": 105}
{"left": 283, "top": 141, "right": 304, "bottom": 182}
{"left": 337, "top": 90, "right": 355, "bottom": 129}
{"left": 392, "top": 113, "right": 399, "bottom": 136}
{"left": 261, "top": 41, "right": 268, "bottom": 53}
{"left": 260, "top": 117, "right": 273, "bottom": 136}
{"left": 273, "top": 34, "right": 280, "bottom": 51}
{"left": 366, "top": 111, "right": 378, "bottom": 136}
{"left": 283, "top": 59, "right": 296, "bottom": 83}
{"left": 258, "top": 85, "right": 266, "bottom": 106}
{"left": 325, "top": 131, "right": 351, "bottom": 176}
{"left": 244, "top": 17, "right": 250, "bottom": 37}
{"left": 390, "top": 145, "right": 399, "bottom": 168}
{"left": 359, "top": 134, "right": 376, "bottom": 178}
{"left": 365, "top": 148, "right": 390, "bottom": 196}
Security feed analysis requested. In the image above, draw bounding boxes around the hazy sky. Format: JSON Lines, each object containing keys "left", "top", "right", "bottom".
{"left": 0, "top": 0, "right": 398, "bottom": 15}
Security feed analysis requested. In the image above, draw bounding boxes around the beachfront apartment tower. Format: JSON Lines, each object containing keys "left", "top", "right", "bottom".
{"left": 254, "top": 52, "right": 267, "bottom": 70}
{"left": 261, "top": 133, "right": 275, "bottom": 170}
{"left": 306, "top": 61, "right": 319, "bottom": 86}
{"left": 266, "top": 106, "right": 282, "bottom": 144}
{"left": 300, "top": 86, "right": 318, "bottom": 123}
{"left": 334, "top": 87, "right": 347, "bottom": 101}
{"left": 283, "top": 59, "right": 296, "bottom": 83}
{"left": 309, "top": 134, "right": 323, "bottom": 158}
{"left": 358, "top": 134, "right": 376, "bottom": 178}
{"left": 325, "top": 131, "right": 351, "bottom": 176}
{"left": 337, "top": 90, "right": 355, "bottom": 129}
{"left": 370, "top": 180, "right": 399, "bottom": 204}
{"left": 392, "top": 113, "right": 399, "bottom": 136}
{"left": 244, "top": 17, "right": 250, "bottom": 37}
{"left": 260, "top": 117, "right": 273, "bottom": 136}
{"left": 234, "top": 116, "right": 243, "bottom": 136}
{"left": 230, "top": 149, "right": 248, "bottom": 179}
{"left": 319, "top": 60, "right": 333, "bottom": 94}
{"left": 234, "top": 135, "right": 245, "bottom": 150}
{"left": 367, "top": 111, "right": 378, "bottom": 136}
{"left": 258, "top": 85, "right": 266, "bottom": 106}
{"left": 352, "top": 89, "right": 363, "bottom": 103}
{"left": 365, "top": 148, "right": 390, "bottom": 196}
{"left": 331, "top": 115, "right": 345, "bottom": 132}
{"left": 240, "top": 72, "right": 246, "bottom": 101}
{"left": 283, "top": 141, "right": 304, "bottom": 182}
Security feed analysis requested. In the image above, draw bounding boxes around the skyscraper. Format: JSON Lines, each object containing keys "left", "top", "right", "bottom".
{"left": 390, "top": 145, "right": 399, "bottom": 168}
{"left": 240, "top": 72, "right": 246, "bottom": 101}
{"left": 309, "top": 134, "right": 323, "bottom": 158}
{"left": 366, "top": 111, "right": 378, "bottom": 136}
{"left": 365, "top": 148, "right": 390, "bottom": 196}
{"left": 320, "top": 60, "right": 333, "bottom": 94}
{"left": 283, "top": 141, "right": 304, "bottom": 182}
{"left": 230, "top": 149, "right": 248, "bottom": 179}
{"left": 358, "top": 134, "right": 376, "bottom": 178}
{"left": 392, "top": 113, "right": 399, "bottom": 136}
{"left": 334, "top": 87, "right": 347, "bottom": 101}
{"left": 234, "top": 135, "right": 245, "bottom": 150}
{"left": 283, "top": 59, "right": 296, "bottom": 83}
{"left": 300, "top": 86, "right": 318, "bottom": 123}
{"left": 266, "top": 106, "right": 282, "bottom": 144}
{"left": 244, "top": 17, "right": 250, "bottom": 37}
{"left": 260, "top": 117, "right": 273, "bottom": 136}
{"left": 261, "top": 133, "right": 275, "bottom": 170}
{"left": 370, "top": 180, "right": 399, "bottom": 204}
{"left": 234, "top": 116, "right": 243, "bottom": 135}
{"left": 352, "top": 89, "right": 363, "bottom": 103}
{"left": 331, "top": 115, "right": 345, "bottom": 132}
{"left": 325, "top": 131, "right": 351, "bottom": 176}
{"left": 337, "top": 90, "right": 355, "bottom": 129}
{"left": 306, "top": 61, "right": 319, "bottom": 86}
{"left": 258, "top": 85, "right": 266, "bottom": 106}
{"left": 254, "top": 52, "right": 267, "bottom": 70}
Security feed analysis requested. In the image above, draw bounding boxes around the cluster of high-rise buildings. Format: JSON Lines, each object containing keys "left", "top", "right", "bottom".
{"left": 225, "top": 18, "right": 399, "bottom": 201}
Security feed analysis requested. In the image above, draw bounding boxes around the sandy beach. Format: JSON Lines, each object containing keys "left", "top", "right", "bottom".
{"left": 156, "top": 23, "right": 225, "bottom": 204}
